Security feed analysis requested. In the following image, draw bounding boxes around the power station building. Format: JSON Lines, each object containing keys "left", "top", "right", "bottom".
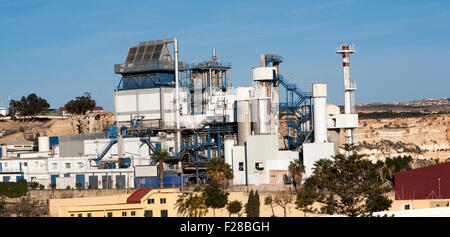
{"left": 0, "top": 39, "right": 359, "bottom": 189}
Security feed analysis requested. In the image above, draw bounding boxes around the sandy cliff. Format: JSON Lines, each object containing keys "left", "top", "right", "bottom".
{"left": 353, "top": 114, "right": 449, "bottom": 166}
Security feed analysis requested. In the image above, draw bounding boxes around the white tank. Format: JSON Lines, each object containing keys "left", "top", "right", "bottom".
{"left": 237, "top": 100, "right": 251, "bottom": 145}
{"left": 38, "top": 136, "right": 50, "bottom": 153}
{"left": 312, "top": 84, "right": 328, "bottom": 143}
{"left": 258, "top": 97, "right": 271, "bottom": 134}
{"left": 224, "top": 138, "right": 235, "bottom": 166}
{"left": 250, "top": 98, "right": 258, "bottom": 134}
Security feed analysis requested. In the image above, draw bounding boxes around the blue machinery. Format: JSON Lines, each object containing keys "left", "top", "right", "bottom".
{"left": 91, "top": 123, "right": 235, "bottom": 185}
{"left": 263, "top": 56, "right": 313, "bottom": 150}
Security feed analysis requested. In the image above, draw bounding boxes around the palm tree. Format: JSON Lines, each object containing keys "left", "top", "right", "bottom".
{"left": 207, "top": 157, "right": 233, "bottom": 189}
{"left": 152, "top": 148, "right": 169, "bottom": 189}
{"left": 175, "top": 193, "right": 208, "bottom": 217}
{"left": 288, "top": 159, "right": 305, "bottom": 190}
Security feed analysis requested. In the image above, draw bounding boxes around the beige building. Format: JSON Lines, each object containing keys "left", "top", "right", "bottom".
{"left": 49, "top": 188, "right": 450, "bottom": 217}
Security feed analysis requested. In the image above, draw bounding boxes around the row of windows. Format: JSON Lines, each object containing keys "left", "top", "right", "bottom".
{"left": 71, "top": 211, "right": 137, "bottom": 217}
{"left": 51, "top": 162, "right": 84, "bottom": 169}
{"left": 144, "top": 210, "right": 168, "bottom": 217}
{"left": 147, "top": 198, "right": 166, "bottom": 204}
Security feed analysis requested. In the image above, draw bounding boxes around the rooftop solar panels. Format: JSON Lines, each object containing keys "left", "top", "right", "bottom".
{"left": 124, "top": 41, "right": 172, "bottom": 63}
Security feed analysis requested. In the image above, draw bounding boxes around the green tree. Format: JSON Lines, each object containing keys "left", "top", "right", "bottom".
{"left": 227, "top": 200, "right": 243, "bottom": 217}
{"left": 245, "top": 190, "right": 255, "bottom": 217}
{"left": 295, "top": 181, "right": 320, "bottom": 216}
{"left": 204, "top": 183, "right": 229, "bottom": 217}
{"left": 289, "top": 159, "right": 305, "bottom": 190}
{"left": 207, "top": 157, "right": 234, "bottom": 189}
{"left": 382, "top": 156, "right": 412, "bottom": 186}
{"left": 254, "top": 190, "right": 260, "bottom": 217}
{"left": 64, "top": 92, "right": 96, "bottom": 115}
{"left": 151, "top": 148, "right": 169, "bottom": 189}
{"left": 245, "top": 190, "right": 260, "bottom": 217}
{"left": 175, "top": 192, "right": 208, "bottom": 217}
{"left": 298, "top": 145, "right": 392, "bottom": 217}
{"left": 9, "top": 93, "right": 50, "bottom": 119}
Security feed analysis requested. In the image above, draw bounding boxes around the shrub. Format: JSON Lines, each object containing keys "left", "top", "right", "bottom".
{"left": 0, "top": 180, "right": 29, "bottom": 198}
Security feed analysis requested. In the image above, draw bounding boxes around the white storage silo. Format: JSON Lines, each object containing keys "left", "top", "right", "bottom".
{"left": 237, "top": 100, "right": 251, "bottom": 145}
{"left": 38, "top": 136, "right": 50, "bottom": 153}
{"left": 257, "top": 97, "right": 271, "bottom": 134}
{"left": 312, "top": 84, "right": 328, "bottom": 143}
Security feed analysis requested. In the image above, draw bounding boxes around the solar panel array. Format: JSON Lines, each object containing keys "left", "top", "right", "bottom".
{"left": 125, "top": 42, "right": 170, "bottom": 63}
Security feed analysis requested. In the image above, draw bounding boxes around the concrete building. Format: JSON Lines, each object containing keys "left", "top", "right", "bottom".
{"left": 49, "top": 188, "right": 450, "bottom": 217}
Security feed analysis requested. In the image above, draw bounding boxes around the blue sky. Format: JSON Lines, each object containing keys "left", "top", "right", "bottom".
{"left": 0, "top": 0, "right": 449, "bottom": 111}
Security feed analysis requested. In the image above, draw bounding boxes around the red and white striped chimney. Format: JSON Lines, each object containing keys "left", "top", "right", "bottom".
{"left": 337, "top": 44, "right": 356, "bottom": 145}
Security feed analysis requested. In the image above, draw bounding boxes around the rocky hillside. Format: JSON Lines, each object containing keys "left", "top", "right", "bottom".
{"left": 353, "top": 114, "right": 449, "bottom": 168}
{"left": 0, "top": 113, "right": 114, "bottom": 143}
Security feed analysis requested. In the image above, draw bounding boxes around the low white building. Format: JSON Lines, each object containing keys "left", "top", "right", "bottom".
{"left": 0, "top": 136, "right": 153, "bottom": 189}
{"left": 227, "top": 134, "right": 298, "bottom": 186}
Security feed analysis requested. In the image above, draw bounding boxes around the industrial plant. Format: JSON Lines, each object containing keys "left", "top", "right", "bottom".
{"left": 0, "top": 39, "right": 359, "bottom": 190}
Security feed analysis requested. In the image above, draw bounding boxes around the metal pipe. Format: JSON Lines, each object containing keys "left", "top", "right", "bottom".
{"left": 174, "top": 38, "right": 181, "bottom": 153}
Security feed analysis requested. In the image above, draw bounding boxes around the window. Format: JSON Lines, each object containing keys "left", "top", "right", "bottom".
{"left": 65, "top": 163, "right": 71, "bottom": 169}
{"left": 107, "top": 212, "right": 113, "bottom": 217}
{"left": 70, "top": 214, "right": 74, "bottom": 217}
{"left": 24, "top": 162, "right": 27, "bottom": 167}
{"left": 4, "top": 163, "right": 7, "bottom": 168}
{"left": 404, "top": 204, "right": 410, "bottom": 210}
{"left": 238, "top": 162, "right": 244, "bottom": 171}
{"left": 160, "top": 198, "right": 166, "bottom": 204}
{"left": 78, "top": 214, "right": 82, "bottom": 217}
{"left": 131, "top": 211, "right": 136, "bottom": 216}
{"left": 147, "top": 198, "right": 155, "bottom": 204}
{"left": 161, "top": 210, "right": 168, "bottom": 217}
{"left": 144, "top": 210, "right": 153, "bottom": 217}
{"left": 87, "top": 213, "right": 92, "bottom": 217}
{"left": 77, "top": 162, "right": 83, "bottom": 168}
{"left": 122, "top": 212, "right": 127, "bottom": 217}
{"left": 52, "top": 163, "right": 57, "bottom": 169}
{"left": 255, "top": 162, "right": 264, "bottom": 171}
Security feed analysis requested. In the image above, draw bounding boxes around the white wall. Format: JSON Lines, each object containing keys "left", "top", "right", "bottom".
{"left": 302, "top": 143, "right": 335, "bottom": 179}
{"left": 231, "top": 135, "right": 299, "bottom": 185}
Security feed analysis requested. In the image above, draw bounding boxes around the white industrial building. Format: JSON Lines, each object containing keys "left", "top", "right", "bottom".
{"left": 0, "top": 39, "right": 359, "bottom": 188}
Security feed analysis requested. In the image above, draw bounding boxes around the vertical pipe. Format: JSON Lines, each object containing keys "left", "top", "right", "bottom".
{"left": 174, "top": 38, "right": 181, "bottom": 153}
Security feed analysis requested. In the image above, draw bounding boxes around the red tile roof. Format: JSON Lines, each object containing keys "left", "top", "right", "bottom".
{"left": 127, "top": 189, "right": 152, "bottom": 204}
{"left": 93, "top": 106, "right": 103, "bottom": 110}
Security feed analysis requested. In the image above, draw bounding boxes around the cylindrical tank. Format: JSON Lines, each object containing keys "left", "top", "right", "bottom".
{"left": 237, "top": 100, "right": 251, "bottom": 145}
{"left": 258, "top": 97, "right": 271, "bottom": 134}
{"left": 312, "top": 83, "right": 328, "bottom": 143}
{"left": 38, "top": 136, "right": 50, "bottom": 153}
{"left": 250, "top": 98, "right": 259, "bottom": 134}
{"left": 224, "top": 138, "right": 235, "bottom": 166}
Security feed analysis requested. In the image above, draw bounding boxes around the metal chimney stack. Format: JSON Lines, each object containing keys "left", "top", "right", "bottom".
{"left": 336, "top": 44, "right": 356, "bottom": 145}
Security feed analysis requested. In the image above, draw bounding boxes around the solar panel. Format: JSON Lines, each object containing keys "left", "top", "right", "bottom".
{"left": 125, "top": 47, "right": 137, "bottom": 63}
{"left": 143, "top": 44, "right": 156, "bottom": 61}
{"left": 151, "top": 44, "right": 163, "bottom": 60}
{"left": 134, "top": 45, "right": 147, "bottom": 62}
